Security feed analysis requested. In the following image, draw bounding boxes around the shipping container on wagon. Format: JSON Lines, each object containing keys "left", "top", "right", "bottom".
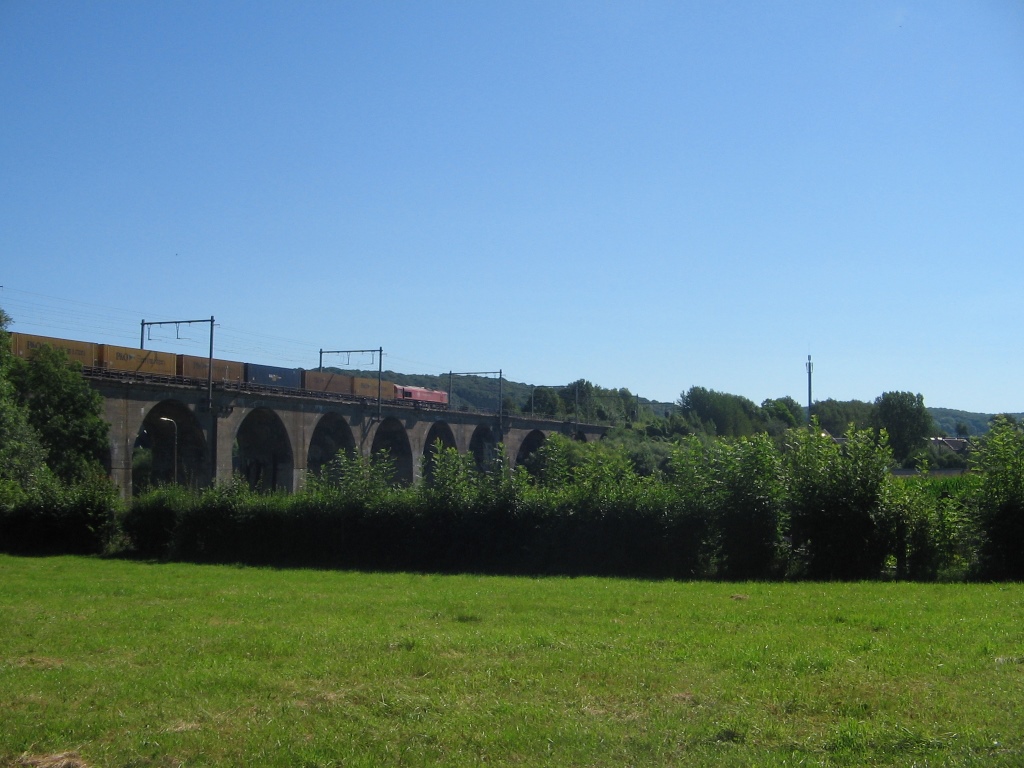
{"left": 10, "top": 333, "right": 99, "bottom": 367}
{"left": 244, "top": 363, "right": 302, "bottom": 390}
{"left": 177, "top": 354, "right": 245, "bottom": 384}
{"left": 98, "top": 344, "right": 176, "bottom": 376}
{"left": 353, "top": 376, "right": 395, "bottom": 400}
{"left": 395, "top": 385, "right": 449, "bottom": 405}
{"left": 302, "top": 369, "right": 354, "bottom": 395}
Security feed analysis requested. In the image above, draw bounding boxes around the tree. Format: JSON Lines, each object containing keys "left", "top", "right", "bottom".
{"left": 811, "top": 398, "right": 874, "bottom": 436}
{"left": 0, "top": 310, "right": 47, "bottom": 486}
{"left": 786, "top": 423, "right": 896, "bottom": 579}
{"left": 762, "top": 396, "right": 804, "bottom": 430}
{"left": 9, "top": 340, "right": 110, "bottom": 483}
{"left": 968, "top": 416, "right": 1024, "bottom": 580}
{"left": 873, "top": 391, "right": 934, "bottom": 464}
{"left": 678, "top": 386, "right": 764, "bottom": 437}
{"left": 560, "top": 379, "right": 595, "bottom": 421}
{"left": 714, "top": 433, "right": 786, "bottom": 579}
{"left": 526, "top": 386, "right": 563, "bottom": 418}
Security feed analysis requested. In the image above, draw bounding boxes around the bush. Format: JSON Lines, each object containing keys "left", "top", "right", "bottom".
{"left": 121, "top": 484, "right": 192, "bottom": 558}
{"left": 0, "top": 471, "right": 119, "bottom": 555}
{"left": 170, "top": 480, "right": 290, "bottom": 564}
{"left": 91, "top": 424, "right": 1018, "bottom": 581}
{"left": 714, "top": 434, "right": 787, "bottom": 580}
{"left": 968, "top": 417, "right": 1024, "bottom": 580}
{"left": 785, "top": 424, "right": 896, "bottom": 580}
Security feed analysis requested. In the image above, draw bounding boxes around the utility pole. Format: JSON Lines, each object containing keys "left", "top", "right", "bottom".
{"left": 806, "top": 355, "right": 813, "bottom": 427}
{"left": 141, "top": 316, "right": 215, "bottom": 411}
{"left": 447, "top": 370, "right": 503, "bottom": 422}
{"left": 319, "top": 347, "right": 384, "bottom": 421}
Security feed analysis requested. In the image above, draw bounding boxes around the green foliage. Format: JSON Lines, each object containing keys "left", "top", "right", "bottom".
{"left": 665, "top": 435, "right": 787, "bottom": 580}
{"left": 967, "top": 416, "right": 1024, "bottom": 579}
{"left": 811, "top": 398, "right": 874, "bottom": 436}
{"left": 309, "top": 449, "right": 399, "bottom": 508}
{"left": 885, "top": 475, "right": 945, "bottom": 580}
{"left": 8, "top": 340, "right": 110, "bottom": 483}
{"left": 542, "top": 440, "right": 703, "bottom": 579}
{"left": 422, "top": 442, "right": 477, "bottom": 504}
{"left": 520, "top": 433, "right": 586, "bottom": 487}
{"left": 714, "top": 434, "right": 788, "bottom": 579}
{"left": 107, "top": 422, "right": 1012, "bottom": 582}
{"left": 679, "top": 386, "right": 766, "bottom": 437}
{"left": 929, "top": 407, "right": 1024, "bottom": 438}
{"left": 119, "top": 483, "right": 192, "bottom": 557}
{"left": 762, "top": 395, "right": 804, "bottom": 430}
{"left": 524, "top": 385, "right": 563, "bottom": 417}
{"left": 873, "top": 391, "right": 935, "bottom": 464}
{"left": 601, "top": 424, "right": 675, "bottom": 476}
{"left": 785, "top": 424, "right": 896, "bottom": 580}
{"left": 0, "top": 391, "right": 46, "bottom": 486}
{"left": 0, "top": 470, "right": 119, "bottom": 555}
{"left": 0, "top": 317, "right": 47, "bottom": 486}
{"left": 0, "top": 308, "right": 120, "bottom": 554}
{"left": 168, "top": 480, "right": 289, "bottom": 564}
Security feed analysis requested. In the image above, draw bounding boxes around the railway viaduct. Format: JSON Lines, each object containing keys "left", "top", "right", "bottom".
{"left": 89, "top": 375, "right": 608, "bottom": 499}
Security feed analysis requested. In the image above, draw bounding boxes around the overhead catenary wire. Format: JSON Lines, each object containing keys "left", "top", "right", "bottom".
{"left": 1, "top": 286, "right": 502, "bottom": 382}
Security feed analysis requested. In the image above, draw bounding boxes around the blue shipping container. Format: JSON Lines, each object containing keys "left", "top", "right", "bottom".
{"left": 245, "top": 363, "right": 302, "bottom": 389}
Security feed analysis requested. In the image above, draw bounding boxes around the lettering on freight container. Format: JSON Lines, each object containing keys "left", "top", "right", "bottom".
{"left": 27, "top": 341, "right": 83, "bottom": 358}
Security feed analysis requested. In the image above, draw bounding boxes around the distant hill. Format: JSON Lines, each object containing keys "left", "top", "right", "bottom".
{"left": 335, "top": 369, "right": 676, "bottom": 417}
{"left": 335, "top": 368, "right": 1017, "bottom": 433}
{"left": 341, "top": 369, "right": 516, "bottom": 412}
{"left": 929, "top": 408, "right": 1023, "bottom": 437}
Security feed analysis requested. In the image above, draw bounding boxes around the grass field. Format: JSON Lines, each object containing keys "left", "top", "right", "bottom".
{"left": 1, "top": 556, "right": 1021, "bottom": 767}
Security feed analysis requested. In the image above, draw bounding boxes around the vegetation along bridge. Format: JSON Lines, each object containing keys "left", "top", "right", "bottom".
{"left": 88, "top": 371, "right": 608, "bottom": 499}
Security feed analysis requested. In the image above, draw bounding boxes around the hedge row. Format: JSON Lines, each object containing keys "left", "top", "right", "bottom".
{"left": 4, "top": 421, "right": 1023, "bottom": 581}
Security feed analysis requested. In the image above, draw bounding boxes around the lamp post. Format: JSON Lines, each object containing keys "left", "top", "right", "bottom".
{"left": 159, "top": 417, "right": 178, "bottom": 485}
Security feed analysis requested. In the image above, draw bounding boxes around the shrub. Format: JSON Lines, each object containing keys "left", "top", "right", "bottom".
{"left": 968, "top": 417, "right": 1024, "bottom": 580}
{"left": 121, "top": 484, "right": 193, "bottom": 558}
{"left": 0, "top": 471, "right": 119, "bottom": 555}
{"left": 714, "top": 434, "right": 787, "bottom": 580}
{"left": 785, "top": 424, "right": 896, "bottom": 580}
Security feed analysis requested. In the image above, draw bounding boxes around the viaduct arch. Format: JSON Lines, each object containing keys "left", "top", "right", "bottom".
{"left": 93, "top": 377, "right": 607, "bottom": 498}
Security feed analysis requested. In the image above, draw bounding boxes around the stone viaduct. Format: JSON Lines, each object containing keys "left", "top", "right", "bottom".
{"left": 89, "top": 375, "right": 608, "bottom": 499}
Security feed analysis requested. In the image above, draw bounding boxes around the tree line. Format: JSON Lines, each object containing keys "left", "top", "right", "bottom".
{"left": 112, "top": 421, "right": 1024, "bottom": 581}
{"left": 2, "top": 306, "right": 1022, "bottom": 580}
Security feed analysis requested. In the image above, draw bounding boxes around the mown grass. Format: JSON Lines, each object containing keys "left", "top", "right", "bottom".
{"left": 1, "top": 556, "right": 1021, "bottom": 767}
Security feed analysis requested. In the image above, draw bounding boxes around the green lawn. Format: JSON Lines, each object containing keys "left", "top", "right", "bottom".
{"left": 1, "top": 555, "right": 1021, "bottom": 767}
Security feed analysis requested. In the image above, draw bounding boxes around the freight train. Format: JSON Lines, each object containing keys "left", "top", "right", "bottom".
{"left": 7, "top": 332, "right": 449, "bottom": 407}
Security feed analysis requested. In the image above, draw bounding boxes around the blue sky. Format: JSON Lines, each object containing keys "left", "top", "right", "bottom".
{"left": 2, "top": 1, "right": 1022, "bottom": 413}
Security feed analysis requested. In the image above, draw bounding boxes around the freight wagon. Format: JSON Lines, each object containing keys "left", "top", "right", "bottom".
{"left": 177, "top": 354, "right": 245, "bottom": 384}
{"left": 301, "top": 369, "right": 354, "bottom": 395}
{"left": 10, "top": 333, "right": 99, "bottom": 367}
{"left": 7, "top": 332, "right": 449, "bottom": 407}
{"left": 244, "top": 363, "right": 302, "bottom": 390}
{"left": 98, "top": 344, "right": 176, "bottom": 376}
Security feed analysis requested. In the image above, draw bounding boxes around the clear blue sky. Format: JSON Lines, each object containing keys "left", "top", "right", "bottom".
{"left": 3, "top": 1, "right": 1022, "bottom": 414}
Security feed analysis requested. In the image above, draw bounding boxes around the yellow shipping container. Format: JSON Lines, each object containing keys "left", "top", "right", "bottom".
{"left": 353, "top": 376, "right": 394, "bottom": 400}
{"left": 11, "top": 333, "right": 99, "bottom": 367}
{"left": 303, "top": 370, "right": 354, "bottom": 394}
{"left": 177, "top": 354, "right": 245, "bottom": 383}
{"left": 98, "top": 344, "right": 176, "bottom": 376}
